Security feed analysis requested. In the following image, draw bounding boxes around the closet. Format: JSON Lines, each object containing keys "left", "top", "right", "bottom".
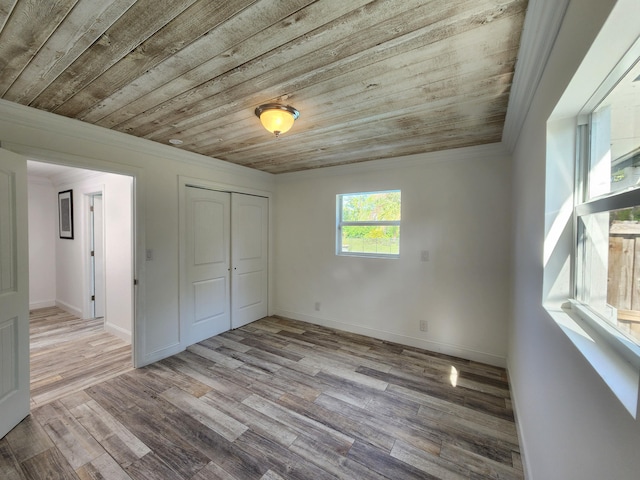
{"left": 180, "top": 186, "right": 268, "bottom": 346}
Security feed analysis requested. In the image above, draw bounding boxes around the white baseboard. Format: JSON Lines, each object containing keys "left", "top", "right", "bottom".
{"left": 507, "top": 360, "right": 532, "bottom": 480}
{"left": 55, "top": 300, "right": 82, "bottom": 319}
{"left": 275, "top": 309, "right": 507, "bottom": 368}
{"left": 142, "top": 342, "right": 183, "bottom": 367}
{"left": 29, "top": 300, "right": 56, "bottom": 310}
{"left": 104, "top": 321, "right": 132, "bottom": 344}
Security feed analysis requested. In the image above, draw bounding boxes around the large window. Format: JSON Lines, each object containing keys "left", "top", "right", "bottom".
{"left": 574, "top": 49, "right": 640, "bottom": 363}
{"left": 336, "top": 190, "right": 401, "bottom": 258}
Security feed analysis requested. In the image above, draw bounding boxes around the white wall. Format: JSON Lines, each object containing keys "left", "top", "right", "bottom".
{"left": 52, "top": 170, "right": 133, "bottom": 341}
{"left": 54, "top": 172, "right": 92, "bottom": 318}
{"left": 0, "top": 100, "right": 275, "bottom": 366}
{"left": 275, "top": 144, "right": 512, "bottom": 366}
{"left": 27, "top": 177, "right": 56, "bottom": 309}
{"left": 102, "top": 173, "right": 133, "bottom": 340}
{"left": 510, "top": 0, "right": 640, "bottom": 478}
{"left": 27, "top": 167, "right": 133, "bottom": 339}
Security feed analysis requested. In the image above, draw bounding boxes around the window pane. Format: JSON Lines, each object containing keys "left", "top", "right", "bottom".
{"left": 341, "top": 191, "right": 401, "bottom": 222}
{"left": 340, "top": 226, "right": 399, "bottom": 255}
{"left": 588, "top": 60, "right": 640, "bottom": 199}
{"left": 579, "top": 207, "right": 640, "bottom": 346}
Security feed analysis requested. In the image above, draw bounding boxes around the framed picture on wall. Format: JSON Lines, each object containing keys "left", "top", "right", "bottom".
{"left": 58, "top": 189, "right": 74, "bottom": 239}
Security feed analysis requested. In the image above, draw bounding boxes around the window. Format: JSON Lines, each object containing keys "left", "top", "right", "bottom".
{"left": 336, "top": 190, "right": 401, "bottom": 257}
{"left": 542, "top": 0, "right": 640, "bottom": 418}
{"left": 573, "top": 49, "right": 640, "bottom": 365}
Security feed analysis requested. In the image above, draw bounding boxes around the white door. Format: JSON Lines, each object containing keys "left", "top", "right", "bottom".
{"left": 91, "top": 194, "right": 105, "bottom": 318}
{"left": 231, "top": 193, "right": 268, "bottom": 328}
{"left": 0, "top": 148, "right": 30, "bottom": 438}
{"left": 182, "top": 187, "right": 231, "bottom": 345}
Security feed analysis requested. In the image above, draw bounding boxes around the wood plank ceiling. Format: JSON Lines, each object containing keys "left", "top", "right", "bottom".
{"left": 0, "top": 0, "right": 528, "bottom": 174}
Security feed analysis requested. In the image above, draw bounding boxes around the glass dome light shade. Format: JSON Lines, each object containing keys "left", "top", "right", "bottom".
{"left": 255, "top": 104, "right": 299, "bottom": 137}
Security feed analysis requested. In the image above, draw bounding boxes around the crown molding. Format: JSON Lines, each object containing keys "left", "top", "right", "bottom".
{"left": 275, "top": 142, "right": 510, "bottom": 183}
{"left": 0, "top": 99, "right": 273, "bottom": 182}
{"left": 502, "top": 0, "right": 571, "bottom": 152}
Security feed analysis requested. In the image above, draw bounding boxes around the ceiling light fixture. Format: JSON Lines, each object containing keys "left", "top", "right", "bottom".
{"left": 255, "top": 103, "right": 299, "bottom": 138}
{"left": 168, "top": 138, "right": 183, "bottom": 145}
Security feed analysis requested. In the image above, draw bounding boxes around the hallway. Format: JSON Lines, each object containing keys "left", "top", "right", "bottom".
{"left": 30, "top": 307, "right": 132, "bottom": 407}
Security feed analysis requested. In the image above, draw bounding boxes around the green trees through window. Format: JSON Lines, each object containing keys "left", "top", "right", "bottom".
{"left": 337, "top": 190, "right": 401, "bottom": 257}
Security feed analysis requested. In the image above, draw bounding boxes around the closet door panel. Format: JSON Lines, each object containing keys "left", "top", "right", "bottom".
{"left": 232, "top": 193, "right": 268, "bottom": 328}
{"left": 182, "top": 187, "right": 231, "bottom": 345}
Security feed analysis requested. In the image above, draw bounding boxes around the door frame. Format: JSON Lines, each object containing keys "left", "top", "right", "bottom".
{"left": 86, "top": 192, "right": 105, "bottom": 320}
{"left": 3, "top": 142, "right": 146, "bottom": 368}
{"left": 81, "top": 187, "right": 106, "bottom": 321}
{"left": 178, "top": 175, "right": 274, "bottom": 348}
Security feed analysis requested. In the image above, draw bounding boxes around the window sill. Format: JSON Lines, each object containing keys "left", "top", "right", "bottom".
{"left": 336, "top": 252, "right": 399, "bottom": 259}
{"left": 545, "top": 303, "right": 640, "bottom": 418}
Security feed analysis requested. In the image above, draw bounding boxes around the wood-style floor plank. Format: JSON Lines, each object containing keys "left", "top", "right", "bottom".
{"left": 19, "top": 447, "right": 80, "bottom": 480}
{"left": 29, "top": 307, "right": 133, "bottom": 407}
{"left": 2, "top": 313, "right": 524, "bottom": 479}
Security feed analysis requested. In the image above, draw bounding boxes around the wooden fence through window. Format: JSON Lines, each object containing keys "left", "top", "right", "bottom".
{"left": 608, "top": 222, "right": 640, "bottom": 342}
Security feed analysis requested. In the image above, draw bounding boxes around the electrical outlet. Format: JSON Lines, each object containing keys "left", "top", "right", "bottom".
{"left": 419, "top": 320, "right": 428, "bottom": 332}
{"left": 421, "top": 250, "right": 429, "bottom": 262}
{"left": 314, "top": 302, "right": 321, "bottom": 311}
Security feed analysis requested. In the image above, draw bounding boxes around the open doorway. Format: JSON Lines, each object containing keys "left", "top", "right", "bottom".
{"left": 27, "top": 160, "right": 135, "bottom": 405}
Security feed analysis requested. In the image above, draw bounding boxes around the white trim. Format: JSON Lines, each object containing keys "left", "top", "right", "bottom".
{"left": 548, "top": 306, "right": 640, "bottom": 418}
{"left": 6, "top": 142, "right": 139, "bottom": 178}
{"left": 276, "top": 143, "right": 510, "bottom": 183}
{"left": 29, "top": 300, "right": 56, "bottom": 310}
{"left": 569, "top": 301, "right": 640, "bottom": 369}
{"left": 580, "top": 37, "right": 640, "bottom": 115}
{"left": 4, "top": 142, "right": 147, "bottom": 368}
{"left": 336, "top": 190, "right": 401, "bottom": 258}
{"left": 542, "top": 0, "right": 640, "bottom": 419}
{"left": 55, "top": 299, "right": 83, "bottom": 319}
{"left": 276, "top": 309, "right": 507, "bottom": 368}
{"left": 104, "top": 321, "right": 131, "bottom": 344}
{"left": 575, "top": 187, "right": 640, "bottom": 216}
{"left": 59, "top": 181, "right": 107, "bottom": 322}
{"left": 502, "top": 0, "right": 570, "bottom": 152}
{"left": 0, "top": 99, "right": 272, "bottom": 182}
{"left": 180, "top": 174, "right": 273, "bottom": 199}
{"left": 506, "top": 363, "right": 532, "bottom": 480}
{"left": 142, "top": 342, "right": 183, "bottom": 366}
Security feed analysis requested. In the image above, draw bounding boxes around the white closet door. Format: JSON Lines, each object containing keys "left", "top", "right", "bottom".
{"left": 182, "top": 187, "right": 231, "bottom": 345}
{"left": 0, "top": 148, "right": 30, "bottom": 438}
{"left": 231, "top": 193, "right": 268, "bottom": 328}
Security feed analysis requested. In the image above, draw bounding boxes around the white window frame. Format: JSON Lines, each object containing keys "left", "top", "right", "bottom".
{"left": 571, "top": 42, "right": 640, "bottom": 370}
{"left": 336, "top": 190, "right": 401, "bottom": 258}
{"left": 556, "top": 35, "right": 640, "bottom": 418}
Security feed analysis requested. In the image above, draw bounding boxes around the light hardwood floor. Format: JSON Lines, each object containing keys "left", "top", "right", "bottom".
{"left": 2, "top": 313, "right": 524, "bottom": 479}
{"left": 29, "top": 307, "right": 133, "bottom": 407}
